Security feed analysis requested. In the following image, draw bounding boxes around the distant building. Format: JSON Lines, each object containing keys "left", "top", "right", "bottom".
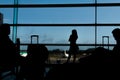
{"left": 0, "top": 12, "right": 3, "bottom": 25}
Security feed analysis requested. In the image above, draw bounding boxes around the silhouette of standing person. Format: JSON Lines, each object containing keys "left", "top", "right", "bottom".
{"left": 111, "top": 28, "right": 120, "bottom": 63}
{"left": 0, "top": 23, "right": 17, "bottom": 79}
{"left": 66, "top": 29, "right": 79, "bottom": 63}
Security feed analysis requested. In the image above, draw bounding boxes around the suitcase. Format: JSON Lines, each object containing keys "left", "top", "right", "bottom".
{"left": 27, "top": 35, "right": 39, "bottom": 55}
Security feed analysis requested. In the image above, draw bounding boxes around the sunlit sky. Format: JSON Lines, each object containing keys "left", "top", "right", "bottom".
{"left": 1, "top": 0, "right": 120, "bottom": 50}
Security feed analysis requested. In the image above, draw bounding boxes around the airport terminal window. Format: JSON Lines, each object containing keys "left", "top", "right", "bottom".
{"left": 1, "top": 1, "right": 120, "bottom": 80}
{"left": 0, "top": 0, "right": 119, "bottom": 51}
{"left": 17, "top": 27, "right": 95, "bottom": 50}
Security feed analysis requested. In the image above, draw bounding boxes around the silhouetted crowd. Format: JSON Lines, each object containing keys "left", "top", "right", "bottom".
{"left": 0, "top": 23, "right": 120, "bottom": 80}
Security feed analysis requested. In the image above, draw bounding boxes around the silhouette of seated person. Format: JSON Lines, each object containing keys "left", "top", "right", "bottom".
{"left": 111, "top": 28, "right": 120, "bottom": 63}
{"left": 66, "top": 29, "right": 79, "bottom": 63}
{"left": 19, "top": 44, "right": 49, "bottom": 80}
{"left": 45, "top": 53, "right": 111, "bottom": 80}
{"left": 0, "top": 24, "right": 17, "bottom": 78}
{"left": 79, "top": 47, "right": 111, "bottom": 64}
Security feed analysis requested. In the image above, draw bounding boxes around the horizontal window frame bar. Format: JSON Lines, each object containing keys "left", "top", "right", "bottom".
{"left": 19, "top": 43, "right": 115, "bottom": 46}
{"left": 1, "top": 3, "right": 120, "bottom": 8}
{"left": 9, "top": 23, "right": 120, "bottom": 27}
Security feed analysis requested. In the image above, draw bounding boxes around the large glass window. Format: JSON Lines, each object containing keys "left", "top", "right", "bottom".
{"left": 17, "top": 27, "right": 95, "bottom": 50}
{"left": 1, "top": 0, "right": 119, "bottom": 51}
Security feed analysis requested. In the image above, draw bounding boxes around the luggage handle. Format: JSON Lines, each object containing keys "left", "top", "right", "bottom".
{"left": 31, "top": 35, "right": 39, "bottom": 44}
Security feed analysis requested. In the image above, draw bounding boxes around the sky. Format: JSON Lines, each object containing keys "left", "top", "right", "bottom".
{"left": 1, "top": 0, "right": 120, "bottom": 50}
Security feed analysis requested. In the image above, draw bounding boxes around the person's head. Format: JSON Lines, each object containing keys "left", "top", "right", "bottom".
{"left": 0, "top": 23, "right": 10, "bottom": 36}
{"left": 112, "top": 28, "right": 120, "bottom": 41}
{"left": 72, "top": 29, "right": 77, "bottom": 35}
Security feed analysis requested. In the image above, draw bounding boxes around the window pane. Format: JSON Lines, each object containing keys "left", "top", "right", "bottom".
{"left": 97, "top": 26, "right": 118, "bottom": 50}
{"left": 0, "top": 0, "right": 14, "bottom": 4}
{"left": 17, "top": 27, "right": 95, "bottom": 50}
{"left": 0, "top": 9, "right": 13, "bottom": 24}
{"left": 19, "top": 0, "right": 94, "bottom": 4}
{"left": 18, "top": 8, "right": 95, "bottom": 24}
{"left": 98, "top": 7, "right": 120, "bottom": 23}
{"left": 97, "top": 0, "right": 120, "bottom": 3}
